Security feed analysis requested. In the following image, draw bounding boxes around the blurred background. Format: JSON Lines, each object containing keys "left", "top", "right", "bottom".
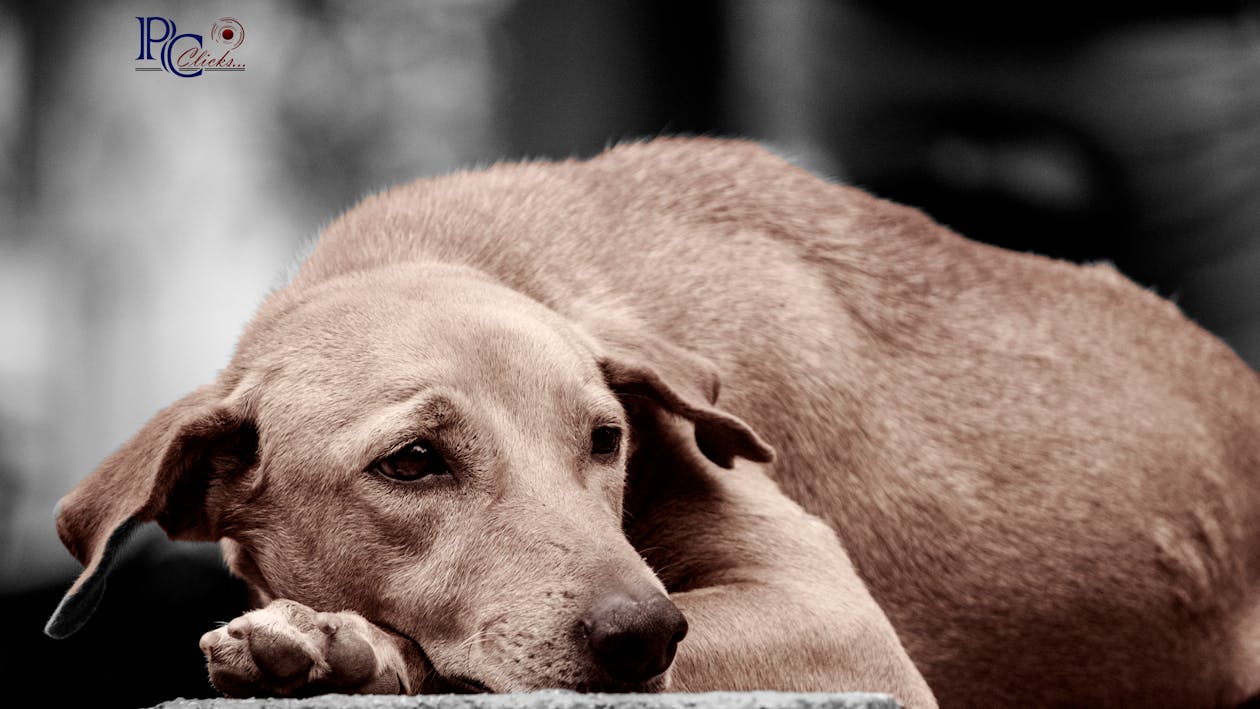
{"left": 1, "top": 1, "right": 1258, "bottom": 704}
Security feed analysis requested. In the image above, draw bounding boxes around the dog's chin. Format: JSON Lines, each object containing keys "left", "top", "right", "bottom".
{"left": 520, "top": 672, "right": 672, "bottom": 694}
{"left": 447, "top": 670, "right": 671, "bottom": 695}
{"left": 590, "top": 674, "right": 671, "bottom": 694}
{"left": 407, "top": 629, "right": 671, "bottom": 695}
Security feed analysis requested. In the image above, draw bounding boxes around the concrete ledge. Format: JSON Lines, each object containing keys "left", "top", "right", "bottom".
{"left": 152, "top": 692, "right": 901, "bottom": 709}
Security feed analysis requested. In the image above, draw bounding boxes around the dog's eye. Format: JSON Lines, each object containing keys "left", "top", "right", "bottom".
{"left": 590, "top": 426, "right": 622, "bottom": 458}
{"left": 374, "top": 441, "right": 450, "bottom": 482}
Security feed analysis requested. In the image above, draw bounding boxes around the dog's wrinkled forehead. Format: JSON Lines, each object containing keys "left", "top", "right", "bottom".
{"left": 237, "top": 272, "right": 614, "bottom": 467}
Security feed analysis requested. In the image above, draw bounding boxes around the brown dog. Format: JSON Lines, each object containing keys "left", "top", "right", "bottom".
{"left": 46, "top": 138, "right": 1260, "bottom": 707}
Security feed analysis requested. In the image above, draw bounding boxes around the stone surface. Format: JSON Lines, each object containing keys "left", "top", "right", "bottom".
{"left": 152, "top": 692, "right": 900, "bottom": 709}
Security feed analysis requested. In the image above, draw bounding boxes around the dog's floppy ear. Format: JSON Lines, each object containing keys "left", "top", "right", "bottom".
{"left": 45, "top": 386, "right": 256, "bottom": 639}
{"left": 590, "top": 324, "right": 774, "bottom": 468}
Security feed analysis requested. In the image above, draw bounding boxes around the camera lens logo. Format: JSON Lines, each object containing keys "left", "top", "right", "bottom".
{"left": 211, "top": 18, "right": 244, "bottom": 50}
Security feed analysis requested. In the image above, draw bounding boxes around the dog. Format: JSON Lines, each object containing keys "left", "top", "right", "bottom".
{"left": 45, "top": 138, "right": 1260, "bottom": 707}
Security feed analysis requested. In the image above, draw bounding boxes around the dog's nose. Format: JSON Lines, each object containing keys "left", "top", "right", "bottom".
{"left": 580, "top": 589, "right": 688, "bottom": 683}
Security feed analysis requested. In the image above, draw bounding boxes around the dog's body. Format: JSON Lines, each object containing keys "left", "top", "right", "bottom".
{"left": 49, "top": 139, "right": 1260, "bottom": 707}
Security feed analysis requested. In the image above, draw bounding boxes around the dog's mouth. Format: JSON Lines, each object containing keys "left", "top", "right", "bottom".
{"left": 443, "top": 674, "right": 493, "bottom": 693}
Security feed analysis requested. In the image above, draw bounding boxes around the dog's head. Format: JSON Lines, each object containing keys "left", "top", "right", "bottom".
{"left": 46, "top": 262, "right": 773, "bottom": 691}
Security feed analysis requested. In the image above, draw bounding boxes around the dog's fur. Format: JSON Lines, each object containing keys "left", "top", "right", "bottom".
{"left": 48, "top": 138, "right": 1260, "bottom": 707}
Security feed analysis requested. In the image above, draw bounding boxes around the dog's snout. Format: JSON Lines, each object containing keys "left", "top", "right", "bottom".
{"left": 580, "top": 589, "right": 688, "bottom": 683}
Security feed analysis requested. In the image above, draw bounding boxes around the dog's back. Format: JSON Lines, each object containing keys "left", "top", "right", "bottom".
{"left": 296, "top": 138, "right": 1260, "bottom": 705}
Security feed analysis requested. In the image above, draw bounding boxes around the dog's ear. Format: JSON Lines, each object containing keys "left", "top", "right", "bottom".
{"left": 45, "top": 386, "right": 257, "bottom": 639}
{"left": 592, "top": 326, "right": 774, "bottom": 469}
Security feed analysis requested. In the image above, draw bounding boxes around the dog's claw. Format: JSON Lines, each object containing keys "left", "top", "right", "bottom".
{"left": 316, "top": 612, "right": 340, "bottom": 635}
{"left": 227, "top": 617, "right": 252, "bottom": 639}
{"left": 199, "top": 629, "right": 220, "bottom": 654}
{"left": 201, "top": 599, "right": 405, "bottom": 697}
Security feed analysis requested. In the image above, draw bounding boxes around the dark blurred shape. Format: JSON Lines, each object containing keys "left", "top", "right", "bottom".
{"left": 843, "top": 103, "right": 1133, "bottom": 265}
{"left": 4, "top": 534, "right": 248, "bottom": 708}
{"left": 839, "top": 0, "right": 1247, "bottom": 41}
{"left": 501, "top": 0, "right": 729, "bottom": 158}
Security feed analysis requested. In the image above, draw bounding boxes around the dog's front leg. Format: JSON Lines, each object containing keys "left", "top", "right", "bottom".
{"left": 668, "top": 566, "right": 936, "bottom": 708}
{"left": 626, "top": 429, "right": 936, "bottom": 707}
{"left": 199, "top": 599, "right": 434, "bottom": 697}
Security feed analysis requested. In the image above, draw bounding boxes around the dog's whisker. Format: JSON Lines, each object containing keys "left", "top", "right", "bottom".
{"left": 454, "top": 627, "right": 494, "bottom": 661}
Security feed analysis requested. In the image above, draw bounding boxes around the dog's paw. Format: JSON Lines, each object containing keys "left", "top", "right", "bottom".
{"left": 199, "top": 599, "right": 406, "bottom": 697}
